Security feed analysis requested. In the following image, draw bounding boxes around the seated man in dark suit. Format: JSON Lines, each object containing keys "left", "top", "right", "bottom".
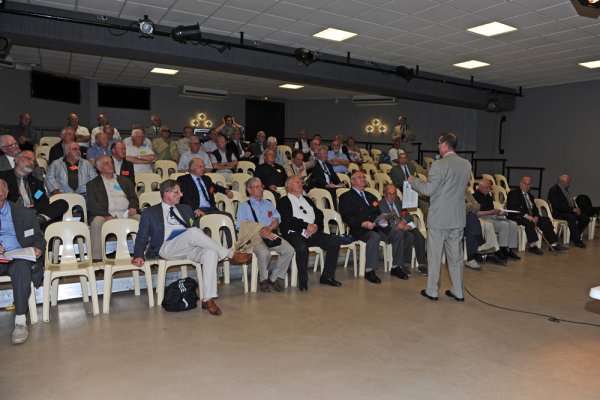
{"left": 307, "top": 146, "right": 344, "bottom": 208}
{"left": 249, "top": 130, "right": 267, "bottom": 163}
{"left": 0, "top": 150, "right": 69, "bottom": 229}
{"left": 0, "top": 178, "right": 46, "bottom": 344}
{"left": 547, "top": 174, "right": 589, "bottom": 248}
{"left": 132, "top": 179, "right": 252, "bottom": 316}
{"left": 87, "top": 155, "right": 140, "bottom": 261}
{"left": 379, "top": 183, "right": 427, "bottom": 276}
{"left": 254, "top": 149, "right": 287, "bottom": 199}
{"left": 111, "top": 140, "right": 135, "bottom": 183}
{"left": 226, "top": 127, "right": 252, "bottom": 161}
{"left": 277, "top": 176, "right": 342, "bottom": 291}
{"left": 507, "top": 176, "right": 567, "bottom": 255}
{"left": 339, "top": 171, "right": 408, "bottom": 283}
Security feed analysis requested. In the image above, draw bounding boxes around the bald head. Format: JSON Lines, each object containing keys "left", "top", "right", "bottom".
{"left": 558, "top": 174, "right": 571, "bottom": 189}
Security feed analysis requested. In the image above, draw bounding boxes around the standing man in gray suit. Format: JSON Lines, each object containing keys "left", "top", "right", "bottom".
{"left": 408, "top": 133, "right": 471, "bottom": 302}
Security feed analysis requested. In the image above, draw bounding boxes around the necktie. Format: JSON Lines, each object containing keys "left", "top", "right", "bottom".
{"left": 322, "top": 162, "right": 331, "bottom": 184}
{"left": 197, "top": 178, "right": 210, "bottom": 203}
{"left": 360, "top": 191, "right": 369, "bottom": 205}
{"left": 524, "top": 192, "right": 532, "bottom": 214}
{"left": 389, "top": 202, "right": 398, "bottom": 216}
{"left": 19, "top": 177, "right": 31, "bottom": 207}
{"left": 403, "top": 165, "right": 410, "bottom": 179}
{"left": 237, "top": 141, "right": 243, "bottom": 156}
{"left": 565, "top": 189, "right": 575, "bottom": 208}
{"left": 169, "top": 207, "right": 187, "bottom": 227}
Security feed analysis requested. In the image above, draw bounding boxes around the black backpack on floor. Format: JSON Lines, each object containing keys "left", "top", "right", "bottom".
{"left": 161, "top": 278, "right": 199, "bottom": 312}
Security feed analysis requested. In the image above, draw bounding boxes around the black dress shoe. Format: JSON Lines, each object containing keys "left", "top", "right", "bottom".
{"left": 528, "top": 246, "right": 544, "bottom": 255}
{"left": 364, "top": 270, "right": 381, "bottom": 284}
{"left": 496, "top": 250, "right": 508, "bottom": 261}
{"left": 574, "top": 240, "right": 586, "bottom": 248}
{"left": 485, "top": 254, "right": 506, "bottom": 266}
{"left": 420, "top": 289, "right": 438, "bottom": 301}
{"left": 445, "top": 290, "right": 464, "bottom": 302}
{"left": 554, "top": 243, "right": 569, "bottom": 252}
{"left": 299, "top": 281, "right": 308, "bottom": 291}
{"left": 506, "top": 249, "right": 521, "bottom": 260}
{"left": 319, "top": 277, "right": 342, "bottom": 287}
{"left": 390, "top": 267, "right": 409, "bottom": 280}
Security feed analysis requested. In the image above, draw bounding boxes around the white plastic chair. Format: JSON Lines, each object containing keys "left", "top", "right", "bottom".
{"left": 336, "top": 173, "right": 351, "bottom": 188}
{"left": 230, "top": 172, "right": 252, "bottom": 193}
{"left": 39, "top": 136, "right": 61, "bottom": 148}
{"left": 379, "top": 164, "right": 392, "bottom": 174}
{"left": 200, "top": 214, "right": 255, "bottom": 294}
{"left": 370, "top": 149, "right": 382, "bottom": 164}
{"left": 49, "top": 193, "right": 87, "bottom": 224}
{"left": 0, "top": 276, "right": 38, "bottom": 324}
{"left": 135, "top": 172, "right": 162, "bottom": 195}
{"left": 100, "top": 219, "right": 154, "bottom": 314}
{"left": 35, "top": 146, "right": 49, "bottom": 161}
{"left": 42, "top": 222, "right": 99, "bottom": 322}
{"left": 237, "top": 160, "right": 256, "bottom": 175}
{"left": 153, "top": 258, "right": 202, "bottom": 306}
{"left": 322, "top": 209, "right": 357, "bottom": 276}
{"left": 535, "top": 199, "right": 570, "bottom": 244}
{"left": 262, "top": 189, "right": 277, "bottom": 204}
{"left": 169, "top": 172, "right": 188, "bottom": 181}
{"left": 495, "top": 174, "right": 510, "bottom": 192}
{"left": 365, "top": 187, "right": 380, "bottom": 200}
{"left": 154, "top": 160, "right": 178, "bottom": 181}
{"left": 36, "top": 158, "right": 48, "bottom": 174}
{"left": 213, "top": 192, "right": 237, "bottom": 218}
{"left": 481, "top": 173, "right": 496, "bottom": 186}
{"left": 277, "top": 145, "right": 292, "bottom": 162}
{"left": 139, "top": 191, "right": 162, "bottom": 209}
{"left": 336, "top": 187, "right": 350, "bottom": 199}
{"left": 373, "top": 173, "right": 391, "bottom": 193}
{"left": 423, "top": 157, "right": 434, "bottom": 170}
{"left": 362, "top": 163, "right": 377, "bottom": 179}
{"left": 205, "top": 172, "right": 227, "bottom": 188}
{"left": 348, "top": 163, "right": 360, "bottom": 174}
{"left": 308, "top": 188, "right": 335, "bottom": 210}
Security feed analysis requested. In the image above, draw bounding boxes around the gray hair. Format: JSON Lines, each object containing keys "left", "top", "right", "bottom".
{"left": 159, "top": 179, "right": 179, "bottom": 197}
{"left": 131, "top": 128, "right": 144, "bottom": 138}
{"left": 245, "top": 177, "right": 262, "bottom": 190}
{"left": 267, "top": 136, "right": 278, "bottom": 145}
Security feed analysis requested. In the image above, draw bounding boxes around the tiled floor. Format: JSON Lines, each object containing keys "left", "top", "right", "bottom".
{"left": 2, "top": 240, "right": 600, "bottom": 400}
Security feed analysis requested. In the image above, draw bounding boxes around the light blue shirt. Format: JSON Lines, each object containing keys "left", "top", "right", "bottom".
{"left": 236, "top": 196, "right": 281, "bottom": 230}
{"left": 0, "top": 202, "right": 21, "bottom": 251}
{"left": 328, "top": 150, "right": 349, "bottom": 174}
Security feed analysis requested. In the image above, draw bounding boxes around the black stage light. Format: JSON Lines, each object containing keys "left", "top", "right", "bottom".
{"left": 486, "top": 92, "right": 499, "bottom": 112}
{"left": 171, "top": 23, "right": 202, "bottom": 43}
{"left": 578, "top": 0, "right": 600, "bottom": 8}
{"left": 571, "top": 0, "right": 600, "bottom": 17}
{"left": 138, "top": 15, "right": 155, "bottom": 38}
{"left": 396, "top": 65, "right": 414, "bottom": 81}
{"left": 295, "top": 48, "right": 316, "bottom": 66}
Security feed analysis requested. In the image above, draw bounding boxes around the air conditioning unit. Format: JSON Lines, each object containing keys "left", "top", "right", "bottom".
{"left": 351, "top": 95, "right": 397, "bottom": 105}
{"left": 0, "top": 56, "right": 16, "bottom": 70}
{"left": 179, "top": 85, "right": 229, "bottom": 100}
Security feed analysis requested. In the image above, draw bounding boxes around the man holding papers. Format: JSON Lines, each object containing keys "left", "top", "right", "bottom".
{"left": 0, "top": 178, "right": 45, "bottom": 344}
{"left": 133, "top": 179, "right": 252, "bottom": 316}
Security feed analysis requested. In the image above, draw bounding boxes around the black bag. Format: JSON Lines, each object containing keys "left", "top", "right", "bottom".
{"left": 576, "top": 194, "right": 595, "bottom": 217}
{"left": 161, "top": 278, "right": 199, "bottom": 312}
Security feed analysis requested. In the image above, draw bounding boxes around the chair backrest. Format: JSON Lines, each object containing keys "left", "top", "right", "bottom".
{"left": 336, "top": 187, "right": 350, "bottom": 199}
{"left": 230, "top": 172, "right": 252, "bottom": 193}
{"left": 262, "top": 190, "right": 276, "bottom": 204}
{"left": 49, "top": 193, "right": 87, "bottom": 224}
{"left": 44, "top": 221, "right": 92, "bottom": 269}
{"left": 373, "top": 173, "right": 391, "bottom": 193}
{"left": 396, "top": 188, "right": 403, "bottom": 201}
{"left": 491, "top": 185, "right": 508, "bottom": 205}
{"left": 348, "top": 163, "right": 360, "bottom": 174}
{"left": 154, "top": 160, "right": 178, "bottom": 181}
{"left": 205, "top": 172, "right": 227, "bottom": 188}
{"left": 481, "top": 173, "right": 496, "bottom": 186}
{"left": 199, "top": 213, "right": 236, "bottom": 250}
{"left": 495, "top": 174, "right": 510, "bottom": 191}
{"left": 321, "top": 209, "right": 347, "bottom": 235}
{"left": 534, "top": 199, "right": 554, "bottom": 221}
{"left": 423, "top": 157, "right": 435, "bottom": 170}
{"left": 359, "top": 148, "right": 369, "bottom": 158}
{"left": 308, "top": 188, "right": 334, "bottom": 209}
{"left": 35, "top": 146, "right": 49, "bottom": 161}
{"left": 39, "top": 136, "right": 61, "bottom": 148}
{"left": 139, "top": 191, "right": 162, "bottom": 209}
{"left": 379, "top": 164, "right": 392, "bottom": 174}
{"left": 336, "top": 173, "right": 351, "bottom": 188}
{"left": 408, "top": 208, "right": 427, "bottom": 238}
{"left": 36, "top": 158, "right": 48, "bottom": 173}
{"left": 362, "top": 163, "right": 377, "bottom": 178}
{"left": 370, "top": 149, "right": 382, "bottom": 164}
{"left": 416, "top": 173, "right": 427, "bottom": 181}
{"left": 237, "top": 160, "right": 256, "bottom": 175}
{"left": 277, "top": 145, "right": 292, "bottom": 162}
{"left": 135, "top": 172, "right": 162, "bottom": 194}
{"left": 493, "top": 200, "right": 503, "bottom": 210}
{"left": 101, "top": 218, "right": 138, "bottom": 263}
{"left": 169, "top": 172, "right": 188, "bottom": 180}
{"left": 214, "top": 192, "right": 237, "bottom": 218}
{"left": 365, "top": 187, "right": 380, "bottom": 200}
{"left": 362, "top": 155, "right": 374, "bottom": 164}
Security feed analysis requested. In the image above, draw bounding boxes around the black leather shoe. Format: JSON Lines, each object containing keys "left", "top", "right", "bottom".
{"left": 445, "top": 290, "right": 464, "bottom": 302}
{"left": 299, "top": 281, "right": 308, "bottom": 292}
{"left": 554, "top": 243, "right": 569, "bottom": 252}
{"left": 421, "top": 289, "right": 438, "bottom": 301}
{"left": 390, "top": 267, "right": 409, "bottom": 280}
{"left": 319, "top": 277, "right": 342, "bottom": 287}
{"left": 506, "top": 249, "right": 521, "bottom": 260}
{"left": 574, "top": 240, "right": 586, "bottom": 248}
{"left": 528, "top": 246, "right": 544, "bottom": 255}
{"left": 364, "top": 270, "right": 381, "bottom": 284}
{"left": 486, "top": 254, "right": 506, "bottom": 266}
{"left": 496, "top": 250, "right": 508, "bottom": 261}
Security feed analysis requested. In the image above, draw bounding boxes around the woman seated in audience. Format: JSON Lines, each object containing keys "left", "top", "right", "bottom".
{"left": 346, "top": 136, "right": 363, "bottom": 164}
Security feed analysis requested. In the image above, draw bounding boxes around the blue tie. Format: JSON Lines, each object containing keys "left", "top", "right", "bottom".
{"left": 360, "top": 191, "right": 368, "bottom": 205}
{"left": 197, "top": 178, "right": 209, "bottom": 202}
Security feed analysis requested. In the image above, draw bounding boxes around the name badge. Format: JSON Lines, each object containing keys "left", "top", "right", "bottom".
{"left": 114, "top": 185, "right": 122, "bottom": 191}
{"left": 34, "top": 190, "right": 44, "bottom": 200}
{"left": 121, "top": 170, "right": 129, "bottom": 176}
{"left": 139, "top": 151, "right": 147, "bottom": 155}
{"left": 24, "top": 229, "right": 34, "bottom": 237}
{"left": 69, "top": 165, "right": 78, "bottom": 171}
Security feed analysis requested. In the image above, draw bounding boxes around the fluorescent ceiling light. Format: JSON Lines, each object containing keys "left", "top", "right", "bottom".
{"left": 453, "top": 60, "right": 490, "bottom": 69}
{"left": 279, "top": 84, "right": 304, "bottom": 89}
{"left": 467, "top": 21, "right": 517, "bottom": 37}
{"left": 579, "top": 60, "right": 600, "bottom": 68}
{"left": 151, "top": 67, "right": 179, "bottom": 75}
{"left": 313, "top": 28, "right": 357, "bottom": 42}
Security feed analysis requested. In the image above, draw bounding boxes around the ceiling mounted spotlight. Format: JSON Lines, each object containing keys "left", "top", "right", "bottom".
{"left": 138, "top": 15, "right": 155, "bottom": 38}
{"left": 295, "top": 48, "right": 316, "bottom": 66}
{"left": 571, "top": 0, "right": 600, "bottom": 17}
{"left": 171, "top": 23, "right": 202, "bottom": 43}
{"left": 579, "top": 0, "right": 600, "bottom": 7}
{"left": 396, "top": 65, "right": 414, "bottom": 82}
{"left": 486, "top": 92, "right": 500, "bottom": 112}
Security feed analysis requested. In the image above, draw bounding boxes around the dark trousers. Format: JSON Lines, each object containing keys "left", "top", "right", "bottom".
{"left": 464, "top": 212, "right": 484, "bottom": 257}
{"left": 512, "top": 216, "right": 557, "bottom": 244}
{"left": 359, "top": 228, "right": 405, "bottom": 271}
{"left": 284, "top": 231, "right": 341, "bottom": 283}
{"left": 0, "top": 259, "right": 33, "bottom": 315}
{"left": 554, "top": 211, "right": 590, "bottom": 242}
{"left": 408, "top": 228, "right": 426, "bottom": 265}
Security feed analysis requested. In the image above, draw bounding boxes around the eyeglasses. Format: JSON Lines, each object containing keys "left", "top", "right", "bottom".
{"left": 1, "top": 142, "right": 18, "bottom": 148}
{"left": 168, "top": 190, "right": 183, "bottom": 195}
{"left": 299, "top": 205, "right": 307, "bottom": 214}
{"left": 248, "top": 185, "right": 263, "bottom": 189}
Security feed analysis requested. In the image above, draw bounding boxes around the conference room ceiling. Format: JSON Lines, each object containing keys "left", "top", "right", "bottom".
{"left": 5, "top": 0, "right": 600, "bottom": 99}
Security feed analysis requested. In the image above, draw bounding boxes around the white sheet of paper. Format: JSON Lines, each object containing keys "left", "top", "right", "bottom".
{"left": 402, "top": 181, "right": 419, "bottom": 209}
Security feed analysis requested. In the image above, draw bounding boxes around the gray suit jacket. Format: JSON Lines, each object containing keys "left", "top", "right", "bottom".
{"left": 410, "top": 152, "right": 471, "bottom": 229}
{"left": 389, "top": 163, "right": 417, "bottom": 190}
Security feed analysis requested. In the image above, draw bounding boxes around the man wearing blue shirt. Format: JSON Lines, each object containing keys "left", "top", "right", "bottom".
{"left": 236, "top": 177, "right": 294, "bottom": 293}
{"left": 327, "top": 139, "right": 349, "bottom": 174}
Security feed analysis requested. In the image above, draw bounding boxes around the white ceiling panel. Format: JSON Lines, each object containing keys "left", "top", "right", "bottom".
{"left": 210, "top": 6, "right": 260, "bottom": 24}
{"left": 172, "top": 0, "right": 221, "bottom": 16}
{"left": 381, "top": 0, "right": 438, "bottom": 15}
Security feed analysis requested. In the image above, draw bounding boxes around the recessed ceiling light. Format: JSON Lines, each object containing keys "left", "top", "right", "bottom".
{"left": 151, "top": 67, "right": 179, "bottom": 75}
{"left": 453, "top": 60, "right": 490, "bottom": 69}
{"left": 467, "top": 22, "right": 517, "bottom": 37}
{"left": 579, "top": 60, "right": 600, "bottom": 68}
{"left": 279, "top": 84, "right": 304, "bottom": 89}
{"left": 313, "top": 28, "right": 357, "bottom": 42}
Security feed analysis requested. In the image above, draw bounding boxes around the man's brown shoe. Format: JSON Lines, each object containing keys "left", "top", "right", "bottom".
{"left": 270, "top": 278, "right": 285, "bottom": 292}
{"left": 229, "top": 252, "right": 252, "bottom": 264}
{"left": 201, "top": 299, "right": 222, "bottom": 316}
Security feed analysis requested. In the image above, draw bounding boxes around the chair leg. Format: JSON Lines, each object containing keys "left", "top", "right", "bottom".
{"left": 51, "top": 278, "right": 59, "bottom": 306}
{"left": 28, "top": 283, "right": 38, "bottom": 324}
{"left": 194, "top": 263, "right": 203, "bottom": 301}
{"left": 132, "top": 270, "right": 141, "bottom": 296}
{"left": 242, "top": 264, "right": 249, "bottom": 294}
{"left": 250, "top": 259, "right": 258, "bottom": 293}
{"left": 180, "top": 265, "right": 188, "bottom": 278}
{"left": 142, "top": 264, "right": 155, "bottom": 308}
{"left": 42, "top": 272, "right": 52, "bottom": 323}
{"left": 358, "top": 242, "right": 366, "bottom": 277}
{"left": 290, "top": 258, "right": 298, "bottom": 287}
{"left": 80, "top": 276, "right": 89, "bottom": 303}
{"left": 223, "top": 261, "right": 230, "bottom": 284}
{"left": 86, "top": 267, "right": 100, "bottom": 316}
{"left": 156, "top": 262, "right": 167, "bottom": 305}
{"left": 102, "top": 266, "right": 113, "bottom": 314}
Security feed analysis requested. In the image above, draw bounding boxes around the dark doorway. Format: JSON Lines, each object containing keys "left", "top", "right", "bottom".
{"left": 245, "top": 99, "right": 285, "bottom": 143}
